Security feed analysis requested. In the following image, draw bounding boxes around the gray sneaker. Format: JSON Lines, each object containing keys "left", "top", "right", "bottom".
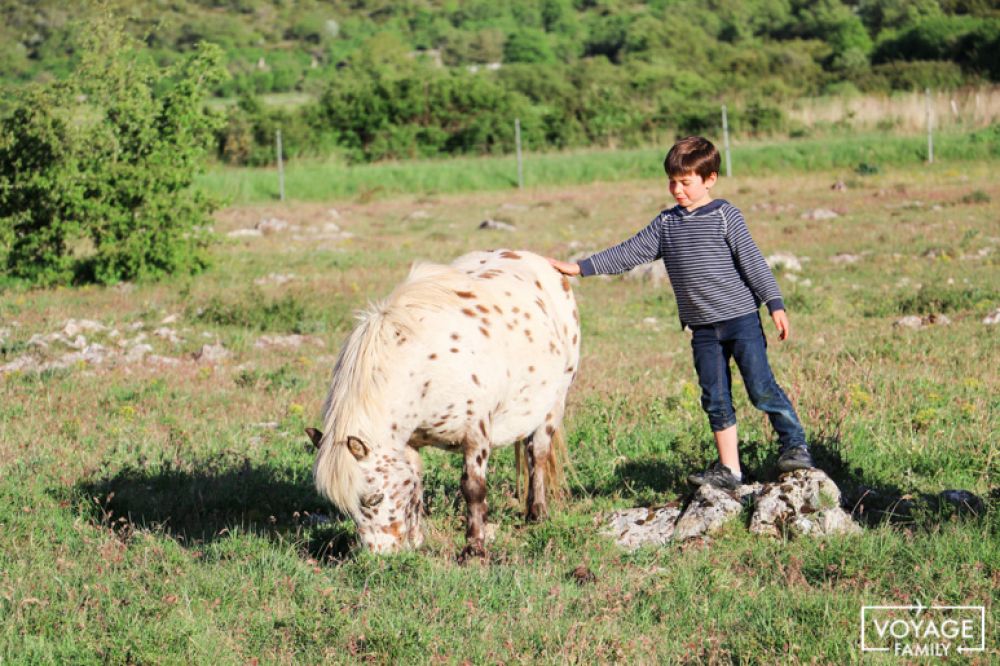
{"left": 777, "top": 446, "right": 815, "bottom": 472}
{"left": 687, "top": 462, "right": 743, "bottom": 490}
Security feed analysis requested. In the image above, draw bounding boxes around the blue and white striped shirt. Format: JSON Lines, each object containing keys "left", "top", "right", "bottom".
{"left": 578, "top": 199, "right": 784, "bottom": 327}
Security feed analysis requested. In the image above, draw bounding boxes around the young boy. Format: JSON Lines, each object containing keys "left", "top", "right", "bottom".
{"left": 548, "top": 136, "right": 814, "bottom": 490}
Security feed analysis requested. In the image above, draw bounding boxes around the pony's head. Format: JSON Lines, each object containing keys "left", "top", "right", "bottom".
{"left": 309, "top": 428, "right": 424, "bottom": 553}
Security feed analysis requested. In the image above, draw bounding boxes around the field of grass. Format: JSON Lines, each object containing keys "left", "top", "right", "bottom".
{"left": 2, "top": 157, "right": 998, "bottom": 662}
{"left": 197, "top": 127, "right": 1000, "bottom": 205}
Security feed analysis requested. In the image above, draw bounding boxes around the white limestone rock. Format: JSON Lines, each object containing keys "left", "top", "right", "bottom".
{"left": 749, "top": 468, "right": 861, "bottom": 538}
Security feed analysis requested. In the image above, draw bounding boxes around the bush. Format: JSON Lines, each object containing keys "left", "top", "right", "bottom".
{"left": 0, "top": 18, "right": 226, "bottom": 286}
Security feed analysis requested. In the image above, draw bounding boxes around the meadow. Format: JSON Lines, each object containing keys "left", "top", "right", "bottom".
{"left": 198, "top": 127, "right": 1000, "bottom": 205}
{"left": 1, "top": 152, "right": 998, "bottom": 662}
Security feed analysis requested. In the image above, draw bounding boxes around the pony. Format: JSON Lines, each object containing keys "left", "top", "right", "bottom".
{"left": 308, "top": 249, "right": 580, "bottom": 555}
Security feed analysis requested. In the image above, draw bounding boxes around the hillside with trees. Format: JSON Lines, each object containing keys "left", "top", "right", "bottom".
{"left": 2, "top": 0, "right": 998, "bottom": 163}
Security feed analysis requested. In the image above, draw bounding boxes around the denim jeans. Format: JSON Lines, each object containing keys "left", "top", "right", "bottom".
{"left": 689, "top": 311, "right": 807, "bottom": 451}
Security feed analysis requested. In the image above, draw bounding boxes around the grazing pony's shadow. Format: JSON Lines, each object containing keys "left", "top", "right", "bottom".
{"left": 74, "top": 454, "right": 356, "bottom": 562}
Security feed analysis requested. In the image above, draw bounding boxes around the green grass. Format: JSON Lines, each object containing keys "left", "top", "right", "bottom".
{"left": 2, "top": 160, "right": 998, "bottom": 662}
{"left": 197, "top": 127, "right": 1000, "bottom": 205}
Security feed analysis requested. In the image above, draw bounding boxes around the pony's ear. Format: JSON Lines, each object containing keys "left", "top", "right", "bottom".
{"left": 346, "top": 436, "right": 369, "bottom": 460}
{"left": 305, "top": 427, "right": 323, "bottom": 450}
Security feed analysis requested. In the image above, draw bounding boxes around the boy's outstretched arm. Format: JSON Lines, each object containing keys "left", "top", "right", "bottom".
{"left": 771, "top": 308, "right": 790, "bottom": 341}
{"left": 547, "top": 257, "right": 581, "bottom": 276}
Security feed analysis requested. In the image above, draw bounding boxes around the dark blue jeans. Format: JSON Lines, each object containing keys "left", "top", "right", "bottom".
{"left": 690, "top": 311, "right": 807, "bottom": 451}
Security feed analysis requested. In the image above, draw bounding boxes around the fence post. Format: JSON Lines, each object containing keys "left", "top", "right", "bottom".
{"left": 925, "top": 89, "right": 934, "bottom": 165}
{"left": 515, "top": 118, "right": 524, "bottom": 189}
{"left": 721, "top": 105, "right": 732, "bottom": 178}
{"left": 276, "top": 128, "right": 285, "bottom": 201}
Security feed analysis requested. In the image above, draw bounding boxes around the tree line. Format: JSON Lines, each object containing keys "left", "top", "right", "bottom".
{"left": 2, "top": 0, "right": 998, "bottom": 164}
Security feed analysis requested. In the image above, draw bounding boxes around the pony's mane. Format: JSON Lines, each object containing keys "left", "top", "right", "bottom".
{"left": 313, "top": 262, "right": 468, "bottom": 514}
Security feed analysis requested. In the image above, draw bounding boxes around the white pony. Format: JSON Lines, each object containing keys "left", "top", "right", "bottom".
{"left": 309, "top": 249, "right": 580, "bottom": 555}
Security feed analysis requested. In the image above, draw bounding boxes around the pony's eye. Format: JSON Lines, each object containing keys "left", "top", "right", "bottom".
{"left": 361, "top": 492, "right": 384, "bottom": 508}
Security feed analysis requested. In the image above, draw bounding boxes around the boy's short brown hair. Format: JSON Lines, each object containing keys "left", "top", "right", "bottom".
{"left": 664, "top": 136, "right": 720, "bottom": 180}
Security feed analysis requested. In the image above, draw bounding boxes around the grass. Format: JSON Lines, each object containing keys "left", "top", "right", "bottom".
{"left": 2, "top": 156, "right": 999, "bottom": 662}
{"left": 196, "top": 127, "right": 1000, "bottom": 205}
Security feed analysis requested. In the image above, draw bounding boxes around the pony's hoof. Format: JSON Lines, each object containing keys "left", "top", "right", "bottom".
{"left": 457, "top": 542, "right": 486, "bottom": 563}
{"left": 526, "top": 505, "right": 549, "bottom": 523}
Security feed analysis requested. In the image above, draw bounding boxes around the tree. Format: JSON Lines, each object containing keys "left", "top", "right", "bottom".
{"left": 0, "top": 16, "right": 227, "bottom": 286}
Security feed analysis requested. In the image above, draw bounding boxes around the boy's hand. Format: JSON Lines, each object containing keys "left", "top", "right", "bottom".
{"left": 547, "top": 257, "right": 581, "bottom": 276}
{"left": 771, "top": 309, "right": 790, "bottom": 341}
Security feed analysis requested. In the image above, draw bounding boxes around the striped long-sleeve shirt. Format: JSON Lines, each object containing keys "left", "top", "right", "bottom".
{"left": 578, "top": 199, "right": 784, "bottom": 327}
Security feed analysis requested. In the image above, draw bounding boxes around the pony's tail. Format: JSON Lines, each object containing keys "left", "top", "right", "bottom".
{"left": 515, "top": 427, "right": 572, "bottom": 508}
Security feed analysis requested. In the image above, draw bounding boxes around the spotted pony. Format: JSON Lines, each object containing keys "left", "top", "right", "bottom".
{"left": 309, "top": 249, "right": 581, "bottom": 555}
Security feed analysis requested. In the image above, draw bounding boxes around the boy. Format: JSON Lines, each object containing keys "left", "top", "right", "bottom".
{"left": 548, "top": 136, "right": 814, "bottom": 490}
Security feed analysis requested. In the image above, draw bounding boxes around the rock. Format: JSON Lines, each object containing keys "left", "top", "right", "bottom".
{"left": 327, "top": 208, "right": 341, "bottom": 220}
{"left": 253, "top": 334, "right": 325, "bottom": 350}
{"left": 253, "top": 273, "right": 296, "bottom": 286}
{"left": 227, "top": 228, "right": 263, "bottom": 238}
{"left": 195, "top": 343, "right": 229, "bottom": 364}
{"left": 672, "top": 485, "right": 745, "bottom": 541}
{"left": 983, "top": 308, "right": 1000, "bottom": 325}
{"left": 603, "top": 505, "right": 683, "bottom": 550}
{"left": 604, "top": 472, "right": 864, "bottom": 549}
{"left": 801, "top": 208, "right": 839, "bottom": 221}
{"left": 831, "top": 180, "right": 847, "bottom": 191}
{"left": 938, "top": 490, "right": 984, "bottom": 515}
{"left": 65, "top": 335, "right": 88, "bottom": 350}
{"left": 478, "top": 219, "right": 516, "bottom": 232}
{"left": 766, "top": 253, "right": 803, "bottom": 272}
{"left": 160, "top": 313, "right": 180, "bottom": 325}
{"left": 146, "top": 355, "right": 180, "bottom": 367}
{"left": 257, "top": 218, "right": 290, "bottom": 235}
{"left": 0, "top": 355, "right": 39, "bottom": 375}
{"left": 894, "top": 314, "right": 950, "bottom": 329}
{"left": 642, "top": 317, "right": 659, "bottom": 327}
{"left": 153, "top": 327, "right": 181, "bottom": 344}
{"left": 404, "top": 210, "right": 430, "bottom": 221}
{"left": 124, "top": 344, "right": 153, "bottom": 363}
{"left": 63, "top": 319, "right": 106, "bottom": 337}
{"left": 625, "top": 261, "right": 667, "bottom": 285}
{"left": 894, "top": 315, "right": 924, "bottom": 330}
{"left": 830, "top": 253, "right": 861, "bottom": 264}
{"left": 749, "top": 468, "right": 861, "bottom": 538}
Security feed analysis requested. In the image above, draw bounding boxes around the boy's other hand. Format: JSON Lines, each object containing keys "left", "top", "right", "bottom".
{"left": 547, "top": 257, "right": 581, "bottom": 276}
{"left": 771, "top": 309, "right": 790, "bottom": 341}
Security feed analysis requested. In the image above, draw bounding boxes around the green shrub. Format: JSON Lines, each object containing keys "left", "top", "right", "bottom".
{"left": 0, "top": 18, "right": 226, "bottom": 286}
{"left": 193, "top": 290, "right": 311, "bottom": 332}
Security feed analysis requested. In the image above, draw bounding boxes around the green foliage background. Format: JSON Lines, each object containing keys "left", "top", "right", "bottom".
{"left": 0, "top": 17, "right": 226, "bottom": 286}
{"left": 2, "top": 0, "right": 998, "bottom": 164}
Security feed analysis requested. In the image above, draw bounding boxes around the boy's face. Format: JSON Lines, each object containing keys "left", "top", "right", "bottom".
{"left": 668, "top": 170, "right": 717, "bottom": 210}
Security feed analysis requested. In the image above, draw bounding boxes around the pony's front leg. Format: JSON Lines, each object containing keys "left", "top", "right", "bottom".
{"left": 459, "top": 436, "right": 491, "bottom": 560}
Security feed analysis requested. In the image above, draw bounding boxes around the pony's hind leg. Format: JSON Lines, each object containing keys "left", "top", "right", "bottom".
{"left": 459, "top": 431, "right": 491, "bottom": 559}
{"left": 526, "top": 401, "right": 563, "bottom": 521}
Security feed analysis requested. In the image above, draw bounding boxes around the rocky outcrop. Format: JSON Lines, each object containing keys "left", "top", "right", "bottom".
{"left": 749, "top": 468, "right": 861, "bottom": 538}
{"left": 605, "top": 469, "right": 861, "bottom": 550}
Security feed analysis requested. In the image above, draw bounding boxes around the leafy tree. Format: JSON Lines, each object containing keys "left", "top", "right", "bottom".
{"left": 504, "top": 29, "right": 557, "bottom": 64}
{"left": 0, "top": 17, "right": 226, "bottom": 286}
